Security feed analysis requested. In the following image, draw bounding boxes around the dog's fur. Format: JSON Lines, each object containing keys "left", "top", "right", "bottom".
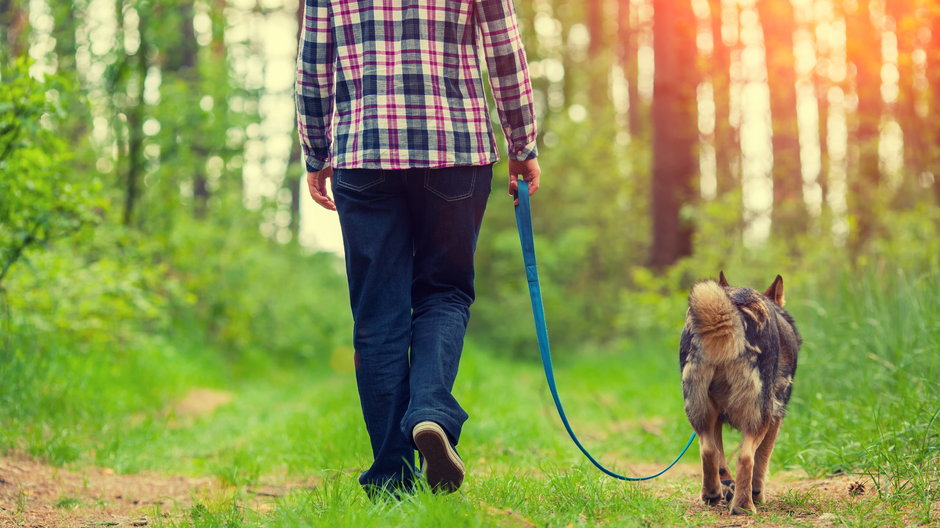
{"left": 679, "top": 272, "right": 801, "bottom": 514}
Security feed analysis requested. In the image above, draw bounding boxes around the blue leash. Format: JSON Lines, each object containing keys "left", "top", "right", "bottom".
{"left": 513, "top": 179, "right": 696, "bottom": 481}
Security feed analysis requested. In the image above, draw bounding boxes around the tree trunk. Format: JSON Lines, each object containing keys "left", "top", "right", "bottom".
{"left": 586, "top": 0, "right": 609, "bottom": 113}
{"left": 0, "top": 0, "right": 28, "bottom": 59}
{"left": 50, "top": 2, "right": 78, "bottom": 72}
{"left": 51, "top": 2, "right": 93, "bottom": 152}
{"left": 845, "top": 0, "right": 882, "bottom": 245}
{"left": 286, "top": 0, "right": 305, "bottom": 238}
{"left": 164, "top": 0, "right": 207, "bottom": 217}
{"left": 756, "top": 0, "right": 804, "bottom": 237}
{"left": 709, "top": 0, "right": 735, "bottom": 196}
{"left": 888, "top": 0, "right": 923, "bottom": 205}
{"left": 587, "top": 0, "right": 606, "bottom": 55}
{"left": 558, "top": 3, "right": 576, "bottom": 108}
{"left": 619, "top": 0, "right": 642, "bottom": 138}
{"left": 650, "top": 0, "right": 698, "bottom": 270}
{"left": 181, "top": 0, "right": 209, "bottom": 217}
{"left": 930, "top": 5, "right": 940, "bottom": 205}
{"left": 815, "top": 51, "right": 830, "bottom": 207}
{"left": 123, "top": 5, "right": 149, "bottom": 226}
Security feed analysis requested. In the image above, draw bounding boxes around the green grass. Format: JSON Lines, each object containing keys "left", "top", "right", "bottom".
{"left": 1, "top": 269, "right": 938, "bottom": 526}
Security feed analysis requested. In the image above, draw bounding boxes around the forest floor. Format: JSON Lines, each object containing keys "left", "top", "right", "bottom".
{"left": 0, "top": 452, "right": 890, "bottom": 528}
{"left": 3, "top": 377, "right": 931, "bottom": 528}
{"left": 0, "top": 268, "right": 940, "bottom": 528}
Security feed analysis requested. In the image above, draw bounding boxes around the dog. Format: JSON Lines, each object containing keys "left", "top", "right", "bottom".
{"left": 679, "top": 272, "right": 801, "bottom": 514}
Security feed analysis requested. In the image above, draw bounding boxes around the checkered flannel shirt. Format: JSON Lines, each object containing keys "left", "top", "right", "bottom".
{"left": 295, "top": 0, "right": 538, "bottom": 171}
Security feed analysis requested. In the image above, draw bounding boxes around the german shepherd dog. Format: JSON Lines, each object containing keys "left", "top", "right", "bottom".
{"left": 679, "top": 272, "right": 801, "bottom": 514}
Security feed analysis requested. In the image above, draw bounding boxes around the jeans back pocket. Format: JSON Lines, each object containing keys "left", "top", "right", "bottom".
{"left": 424, "top": 166, "right": 477, "bottom": 202}
{"left": 335, "top": 169, "right": 386, "bottom": 192}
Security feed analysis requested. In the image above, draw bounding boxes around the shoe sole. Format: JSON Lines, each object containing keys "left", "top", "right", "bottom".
{"left": 413, "top": 422, "right": 464, "bottom": 493}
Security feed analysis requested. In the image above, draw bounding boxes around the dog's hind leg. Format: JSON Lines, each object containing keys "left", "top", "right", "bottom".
{"left": 751, "top": 419, "right": 781, "bottom": 505}
{"left": 730, "top": 426, "right": 768, "bottom": 515}
{"left": 714, "top": 420, "right": 734, "bottom": 502}
{"left": 697, "top": 410, "right": 724, "bottom": 505}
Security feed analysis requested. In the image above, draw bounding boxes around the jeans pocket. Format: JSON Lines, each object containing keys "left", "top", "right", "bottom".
{"left": 335, "top": 169, "right": 386, "bottom": 192}
{"left": 424, "top": 166, "right": 476, "bottom": 202}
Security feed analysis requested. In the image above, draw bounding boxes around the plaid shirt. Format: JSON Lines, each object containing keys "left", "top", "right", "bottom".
{"left": 295, "top": 0, "right": 538, "bottom": 171}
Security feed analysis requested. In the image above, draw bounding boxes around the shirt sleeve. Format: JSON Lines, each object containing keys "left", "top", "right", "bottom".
{"left": 295, "top": 0, "right": 335, "bottom": 172}
{"left": 474, "top": 0, "right": 538, "bottom": 161}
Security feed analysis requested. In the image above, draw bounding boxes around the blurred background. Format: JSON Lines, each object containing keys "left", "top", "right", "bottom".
{"left": 1, "top": 0, "right": 938, "bottom": 476}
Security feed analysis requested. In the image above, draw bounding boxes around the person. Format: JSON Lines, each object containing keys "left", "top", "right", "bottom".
{"left": 295, "top": 0, "right": 540, "bottom": 497}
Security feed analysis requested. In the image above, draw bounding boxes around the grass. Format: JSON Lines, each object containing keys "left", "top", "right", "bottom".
{"left": 1, "top": 269, "right": 938, "bottom": 526}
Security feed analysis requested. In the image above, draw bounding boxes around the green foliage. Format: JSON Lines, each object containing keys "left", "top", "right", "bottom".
{"left": 162, "top": 216, "right": 352, "bottom": 366}
{"left": 776, "top": 267, "right": 940, "bottom": 508}
{"left": 473, "top": 112, "right": 651, "bottom": 355}
{"left": 1, "top": 2, "right": 937, "bottom": 526}
{"left": 0, "top": 212, "right": 352, "bottom": 462}
{"left": 0, "top": 56, "right": 101, "bottom": 285}
{"left": 474, "top": 155, "right": 940, "bottom": 360}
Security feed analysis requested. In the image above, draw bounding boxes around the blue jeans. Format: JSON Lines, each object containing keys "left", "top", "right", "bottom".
{"left": 332, "top": 164, "right": 493, "bottom": 492}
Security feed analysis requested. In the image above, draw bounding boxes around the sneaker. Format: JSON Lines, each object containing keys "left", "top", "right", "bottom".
{"left": 412, "top": 421, "right": 464, "bottom": 493}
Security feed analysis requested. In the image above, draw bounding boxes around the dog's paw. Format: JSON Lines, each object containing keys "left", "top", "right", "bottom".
{"left": 702, "top": 492, "right": 723, "bottom": 506}
{"left": 752, "top": 489, "right": 763, "bottom": 505}
{"left": 729, "top": 500, "right": 756, "bottom": 515}
{"left": 721, "top": 479, "right": 735, "bottom": 503}
{"left": 702, "top": 495, "right": 722, "bottom": 506}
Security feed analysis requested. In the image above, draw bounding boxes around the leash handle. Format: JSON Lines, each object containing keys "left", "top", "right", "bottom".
{"left": 513, "top": 179, "right": 696, "bottom": 481}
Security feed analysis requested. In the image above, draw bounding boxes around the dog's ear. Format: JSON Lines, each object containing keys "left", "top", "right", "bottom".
{"left": 718, "top": 271, "right": 730, "bottom": 287}
{"left": 764, "top": 275, "right": 785, "bottom": 307}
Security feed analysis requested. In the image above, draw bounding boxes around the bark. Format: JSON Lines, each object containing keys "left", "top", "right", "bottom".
{"left": 619, "top": 0, "right": 642, "bottom": 137}
{"left": 558, "top": 3, "right": 576, "bottom": 108}
{"left": 586, "top": 0, "right": 609, "bottom": 112}
{"left": 0, "top": 0, "right": 28, "bottom": 59}
{"left": 930, "top": 4, "right": 940, "bottom": 205}
{"left": 181, "top": 0, "right": 209, "bottom": 217}
{"left": 845, "top": 0, "right": 882, "bottom": 245}
{"left": 287, "top": 0, "right": 305, "bottom": 237}
{"left": 756, "top": 0, "right": 804, "bottom": 236}
{"left": 709, "top": 0, "right": 735, "bottom": 195}
{"left": 51, "top": 2, "right": 94, "bottom": 147}
{"left": 587, "top": 0, "right": 606, "bottom": 55}
{"left": 157, "top": 0, "right": 208, "bottom": 218}
{"left": 815, "top": 56, "right": 830, "bottom": 206}
{"left": 887, "top": 0, "right": 923, "bottom": 205}
{"left": 650, "top": 0, "right": 698, "bottom": 270}
{"left": 50, "top": 2, "right": 78, "bottom": 72}
{"left": 123, "top": 5, "right": 149, "bottom": 226}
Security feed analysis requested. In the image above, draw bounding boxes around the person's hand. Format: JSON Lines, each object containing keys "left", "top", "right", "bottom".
{"left": 508, "top": 158, "right": 540, "bottom": 205}
{"left": 307, "top": 166, "right": 336, "bottom": 211}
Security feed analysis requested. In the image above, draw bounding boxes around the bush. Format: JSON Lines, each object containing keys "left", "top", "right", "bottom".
{"left": 0, "top": 56, "right": 101, "bottom": 287}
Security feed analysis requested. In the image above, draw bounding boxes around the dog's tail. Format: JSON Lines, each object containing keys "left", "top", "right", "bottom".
{"left": 688, "top": 280, "right": 744, "bottom": 362}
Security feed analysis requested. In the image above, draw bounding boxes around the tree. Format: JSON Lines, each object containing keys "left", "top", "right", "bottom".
{"left": 107, "top": 0, "right": 151, "bottom": 227}
{"left": 619, "top": 0, "right": 643, "bottom": 138}
{"left": 709, "top": 0, "right": 737, "bottom": 196}
{"left": 757, "top": 0, "right": 804, "bottom": 236}
{"left": 930, "top": 3, "right": 940, "bottom": 205}
{"left": 285, "top": 0, "right": 306, "bottom": 238}
{"left": 814, "top": 17, "right": 831, "bottom": 208}
{"left": 586, "top": 0, "right": 610, "bottom": 113}
{"left": 888, "top": 0, "right": 925, "bottom": 205}
{"left": 650, "top": 0, "right": 698, "bottom": 269}
{"left": 0, "top": 0, "right": 28, "bottom": 60}
{"left": 161, "top": 0, "right": 210, "bottom": 218}
{"left": 845, "top": 0, "right": 882, "bottom": 245}
{"left": 0, "top": 58, "right": 98, "bottom": 287}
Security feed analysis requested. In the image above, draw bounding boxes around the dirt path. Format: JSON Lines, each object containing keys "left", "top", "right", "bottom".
{"left": 1, "top": 454, "right": 893, "bottom": 528}
{"left": 0, "top": 454, "right": 326, "bottom": 528}
{"left": 603, "top": 462, "right": 887, "bottom": 528}
{"left": 0, "top": 454, "right": 224, "bottom": 528}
